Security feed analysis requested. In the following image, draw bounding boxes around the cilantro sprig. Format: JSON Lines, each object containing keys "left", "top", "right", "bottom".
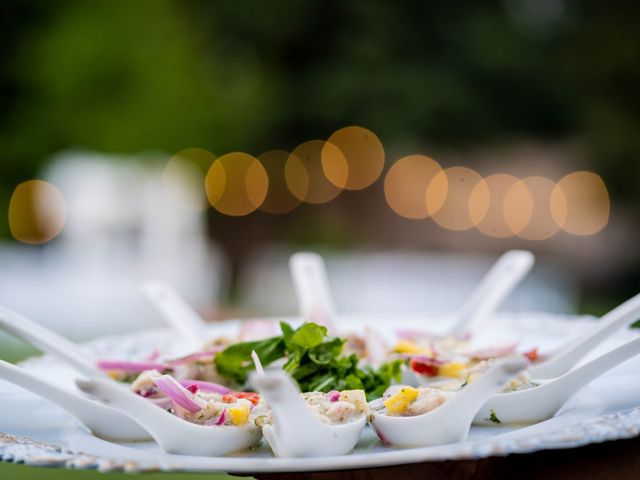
{"left": 214, "top": 322, "right": 402, "bottom": 400}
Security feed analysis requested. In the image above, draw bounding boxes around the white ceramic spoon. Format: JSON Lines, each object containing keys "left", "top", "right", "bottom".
{"left": 529, "top": 292, "right": 640, "bottom": 378}
{"left": 289, "top": 250, "right": 533, "bottom": 338}
{"left": 0, "top": 305, "right": 104, "bottom": 378}
{"left": 289, "top": 252, "right": 337, "bottom": 333}
{"left": 0, "top": 359, "right": 149, "bottom": 441}
{"left": 474, "top": 335, "right": 640, "bottom": 425}
{"left": 447, "top": 250, "right": 534, "bottom": 337}
{"left": 250, "top": 371, "right": 366, "bottom": 457}
{"left": 370, "top": 358, "right": 526, "bottom": 448}
{"left": 141, "top": 280, "right": 208, "bottom": 351}
{"left": 76, "top": 377, "right": 262, "bottom": 456}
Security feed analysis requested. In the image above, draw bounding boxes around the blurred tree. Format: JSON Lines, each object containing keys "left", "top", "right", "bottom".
{"left": 0, "top": 0, "right": 639, "bottom": 239}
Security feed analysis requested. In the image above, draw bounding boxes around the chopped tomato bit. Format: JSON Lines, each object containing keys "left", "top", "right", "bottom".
{"left": 234, "top": 391, "right": 261, "bottom": 405}
{"left": 410, "top": 358, "right": 439, "bottom": 377}
{"left": 523, "top": 348, "right": 539, "bottom": 362}
{"left": 221, "top": 391, "right": 261, "bottom": 405}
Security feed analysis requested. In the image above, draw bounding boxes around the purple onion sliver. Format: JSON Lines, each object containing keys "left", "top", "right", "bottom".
{"left": 327, "top": 390, "right": 341, "bottom": 402}
{"left": 96, "top": 360, "right": 170, "bottom": 372}
{"left": 152, "top": 375, "right": 203, "bottom": 413}
{"left": 216, "top": 408, "right": 227, "bottom": 426}
{"left": 167, "top": 349, "right": 223, "bottom": 366}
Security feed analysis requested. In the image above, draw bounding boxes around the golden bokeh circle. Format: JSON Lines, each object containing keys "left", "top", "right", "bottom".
{"left": 505, "top": 176, "right": 564, "bottom": 240}
{"left": 383, "top": 155, "right": 443, "bottom": 219}
{"left": 469, "top": 174, "right": 521, "bottom": 238}
{"left": 258, "top": 150, "right": 305, "bottom": 214}
{"left": 8, "top": 180, "right": 67, "bottom": 244}
{"left": 426, "top": 166, "right": 485, "bottom": 231}
{"left": 324, "top": 126, "right": 384, "bottom": 190}
{"left": 205, "top": 152, "right": 268, "bottom": 216}
{"left": 286, "top": 140, "right": 345, "bottom": 204}
{"left": 163, "top": 148, "right": 215, "bottom": 211}
{"left": 551, "top": 171, "right": 610, "bottom": 236}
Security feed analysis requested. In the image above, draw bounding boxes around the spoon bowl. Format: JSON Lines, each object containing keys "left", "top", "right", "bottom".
{"left": 370, "top": 358, "right": 526, "bottom": 448}
{"left": 474, "top": 335, "right": 640, "bottom": 425}
{"left": 251, "top": 371, "right": 366, "bottom": 457}
{"left": 77, "top": 377, "right": 262, "bottom": 456}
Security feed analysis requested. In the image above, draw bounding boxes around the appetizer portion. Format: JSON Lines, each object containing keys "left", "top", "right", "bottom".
{"left": 300, "top": 389, "right": 369, "bottom": 424}
{"left": 130, "top": 372, "right": 265, "bottom": 426}
{"left": 213, "top": 321, "right": 403, "bottom": 400}
{"left": 391, "top": 337, "right": 539, "bottom": 386}
{"left": 95, "top": 321, "right": 402, "bottom": 428}
{"left": 463, "top": 360, "right": 538, "bottom": 392}
{"left": 374, "top": 385, "right": 453, "bottom": 417}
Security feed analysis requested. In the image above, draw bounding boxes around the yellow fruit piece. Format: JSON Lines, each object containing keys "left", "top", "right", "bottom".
{"left": 393, "top": 340, "right": 431, "bottom": 355}
{"left": 383, "top": 387, "right": 419, "bottom": 415}
{"left": 438, "top": 362, "right": 466, "bottom": 378}
{"left": 228, "top": 405, "right": 250, "bottom": 425}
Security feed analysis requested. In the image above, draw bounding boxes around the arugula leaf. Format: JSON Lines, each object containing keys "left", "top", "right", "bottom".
{"left": 214, "top": 335, "right": 284, "bottom": 383}
{"left": 291, "top": 323, "right": 327, "bottom": 349}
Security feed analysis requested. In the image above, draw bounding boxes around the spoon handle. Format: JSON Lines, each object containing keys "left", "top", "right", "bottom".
{"left": 0, "top": 359, "right": 94, "bottom": 413}
{"left": 530, "top": 292, "right": 640, "bottom": 378}
{"left": 449, "top": 250, "right": 534, "bottom": 337}
{"left": 251, "top": 371, "right": 323, "bottom": 436}
{"left": 141, "top": 281, "right": 207, "bottom": 350}
{"left": 547, "top": 335, "right": 640, "bottom": 396}
{"left": 442, "top": 357, "right": 526, "bottom": 427}
{"left": 289, "top": 252, "right": 337, "bottom": 332}
{"left": 0, "top": 305, "right": 101, "bottom": 378}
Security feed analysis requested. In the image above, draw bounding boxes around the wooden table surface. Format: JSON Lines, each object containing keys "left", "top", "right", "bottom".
{"left": 244, "top": 436, "right": 640, "bottom": 480}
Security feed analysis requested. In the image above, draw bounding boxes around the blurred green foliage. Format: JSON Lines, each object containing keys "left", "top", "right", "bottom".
{"left": 2, "top": 1, "right": 640, "bottom": 218}
{"left": 0, "top": 462, "right": 245, "bottom": 480}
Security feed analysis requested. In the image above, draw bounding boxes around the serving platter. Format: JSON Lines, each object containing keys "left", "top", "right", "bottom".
{"left": 1, "top": 312, "right": 640, "bottom": 474}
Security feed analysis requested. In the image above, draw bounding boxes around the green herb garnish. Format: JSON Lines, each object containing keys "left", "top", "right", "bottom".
{"left": 214, "top": 322, "right": 402, "bottom": 400}
{"left": 488, "top": 409, "right": 501, "bottom": 424}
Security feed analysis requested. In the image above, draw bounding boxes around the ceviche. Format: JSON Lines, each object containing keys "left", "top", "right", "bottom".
{"left": 96, "top": 321, "right": 402, "bottom": 426}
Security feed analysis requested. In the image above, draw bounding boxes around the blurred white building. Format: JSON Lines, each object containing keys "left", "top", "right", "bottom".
{"left": 0, "top": 150, "right": 227, "bottom": 343}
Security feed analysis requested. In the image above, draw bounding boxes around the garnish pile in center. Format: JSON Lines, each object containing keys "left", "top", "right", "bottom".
{"left": 215, "top": 322, "right": 402, "bottom": 400}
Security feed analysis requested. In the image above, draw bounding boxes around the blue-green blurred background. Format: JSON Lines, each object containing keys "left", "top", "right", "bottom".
{"left": 1, "top": 0, "right": 639, "bottom": 303}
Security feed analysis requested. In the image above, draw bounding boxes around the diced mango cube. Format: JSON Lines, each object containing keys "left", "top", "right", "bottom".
{"left": 438, "top": 362, "right": 466, "bottom": 378}
{"left": 228, "top": 405, "right": 250, "bottom": 425}
{"left": 393, "top": 340, "right": 431, "bottom": 355}
{"left": 383, "top": 387, "right": 419, "bottom": 415}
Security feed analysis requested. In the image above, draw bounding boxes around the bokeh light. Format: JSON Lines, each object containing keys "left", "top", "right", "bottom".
{"left": 8, "top": 180, "right": 67, "bottom": 244}
{"left": 384, "top": 155, "right": 443, "bottom": 219}
{"left": 205, "top": 152, "right": 268, "bottom": 216}
{"left": 324, "top": 126, "right": 384, "bottom": 190}
{"left": 286, "top": 140, "right": 345, "bottom": 204}
{"left": 551, "top": 171, "right": 610, "bottom": 236}
{"left": 505, "top": 176, "right": 562, "bottom": 240}
{"left": 258, "top": 150, "right": 305, "bottom": 214}
{"left": 162, "top": 148, "right": 215, "bottom": 211}
{"left": 426, "top": 166, "right": 484, "bottom": 231}
{"left": 469, "top": 173, "right": 521, "bottom": 237}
